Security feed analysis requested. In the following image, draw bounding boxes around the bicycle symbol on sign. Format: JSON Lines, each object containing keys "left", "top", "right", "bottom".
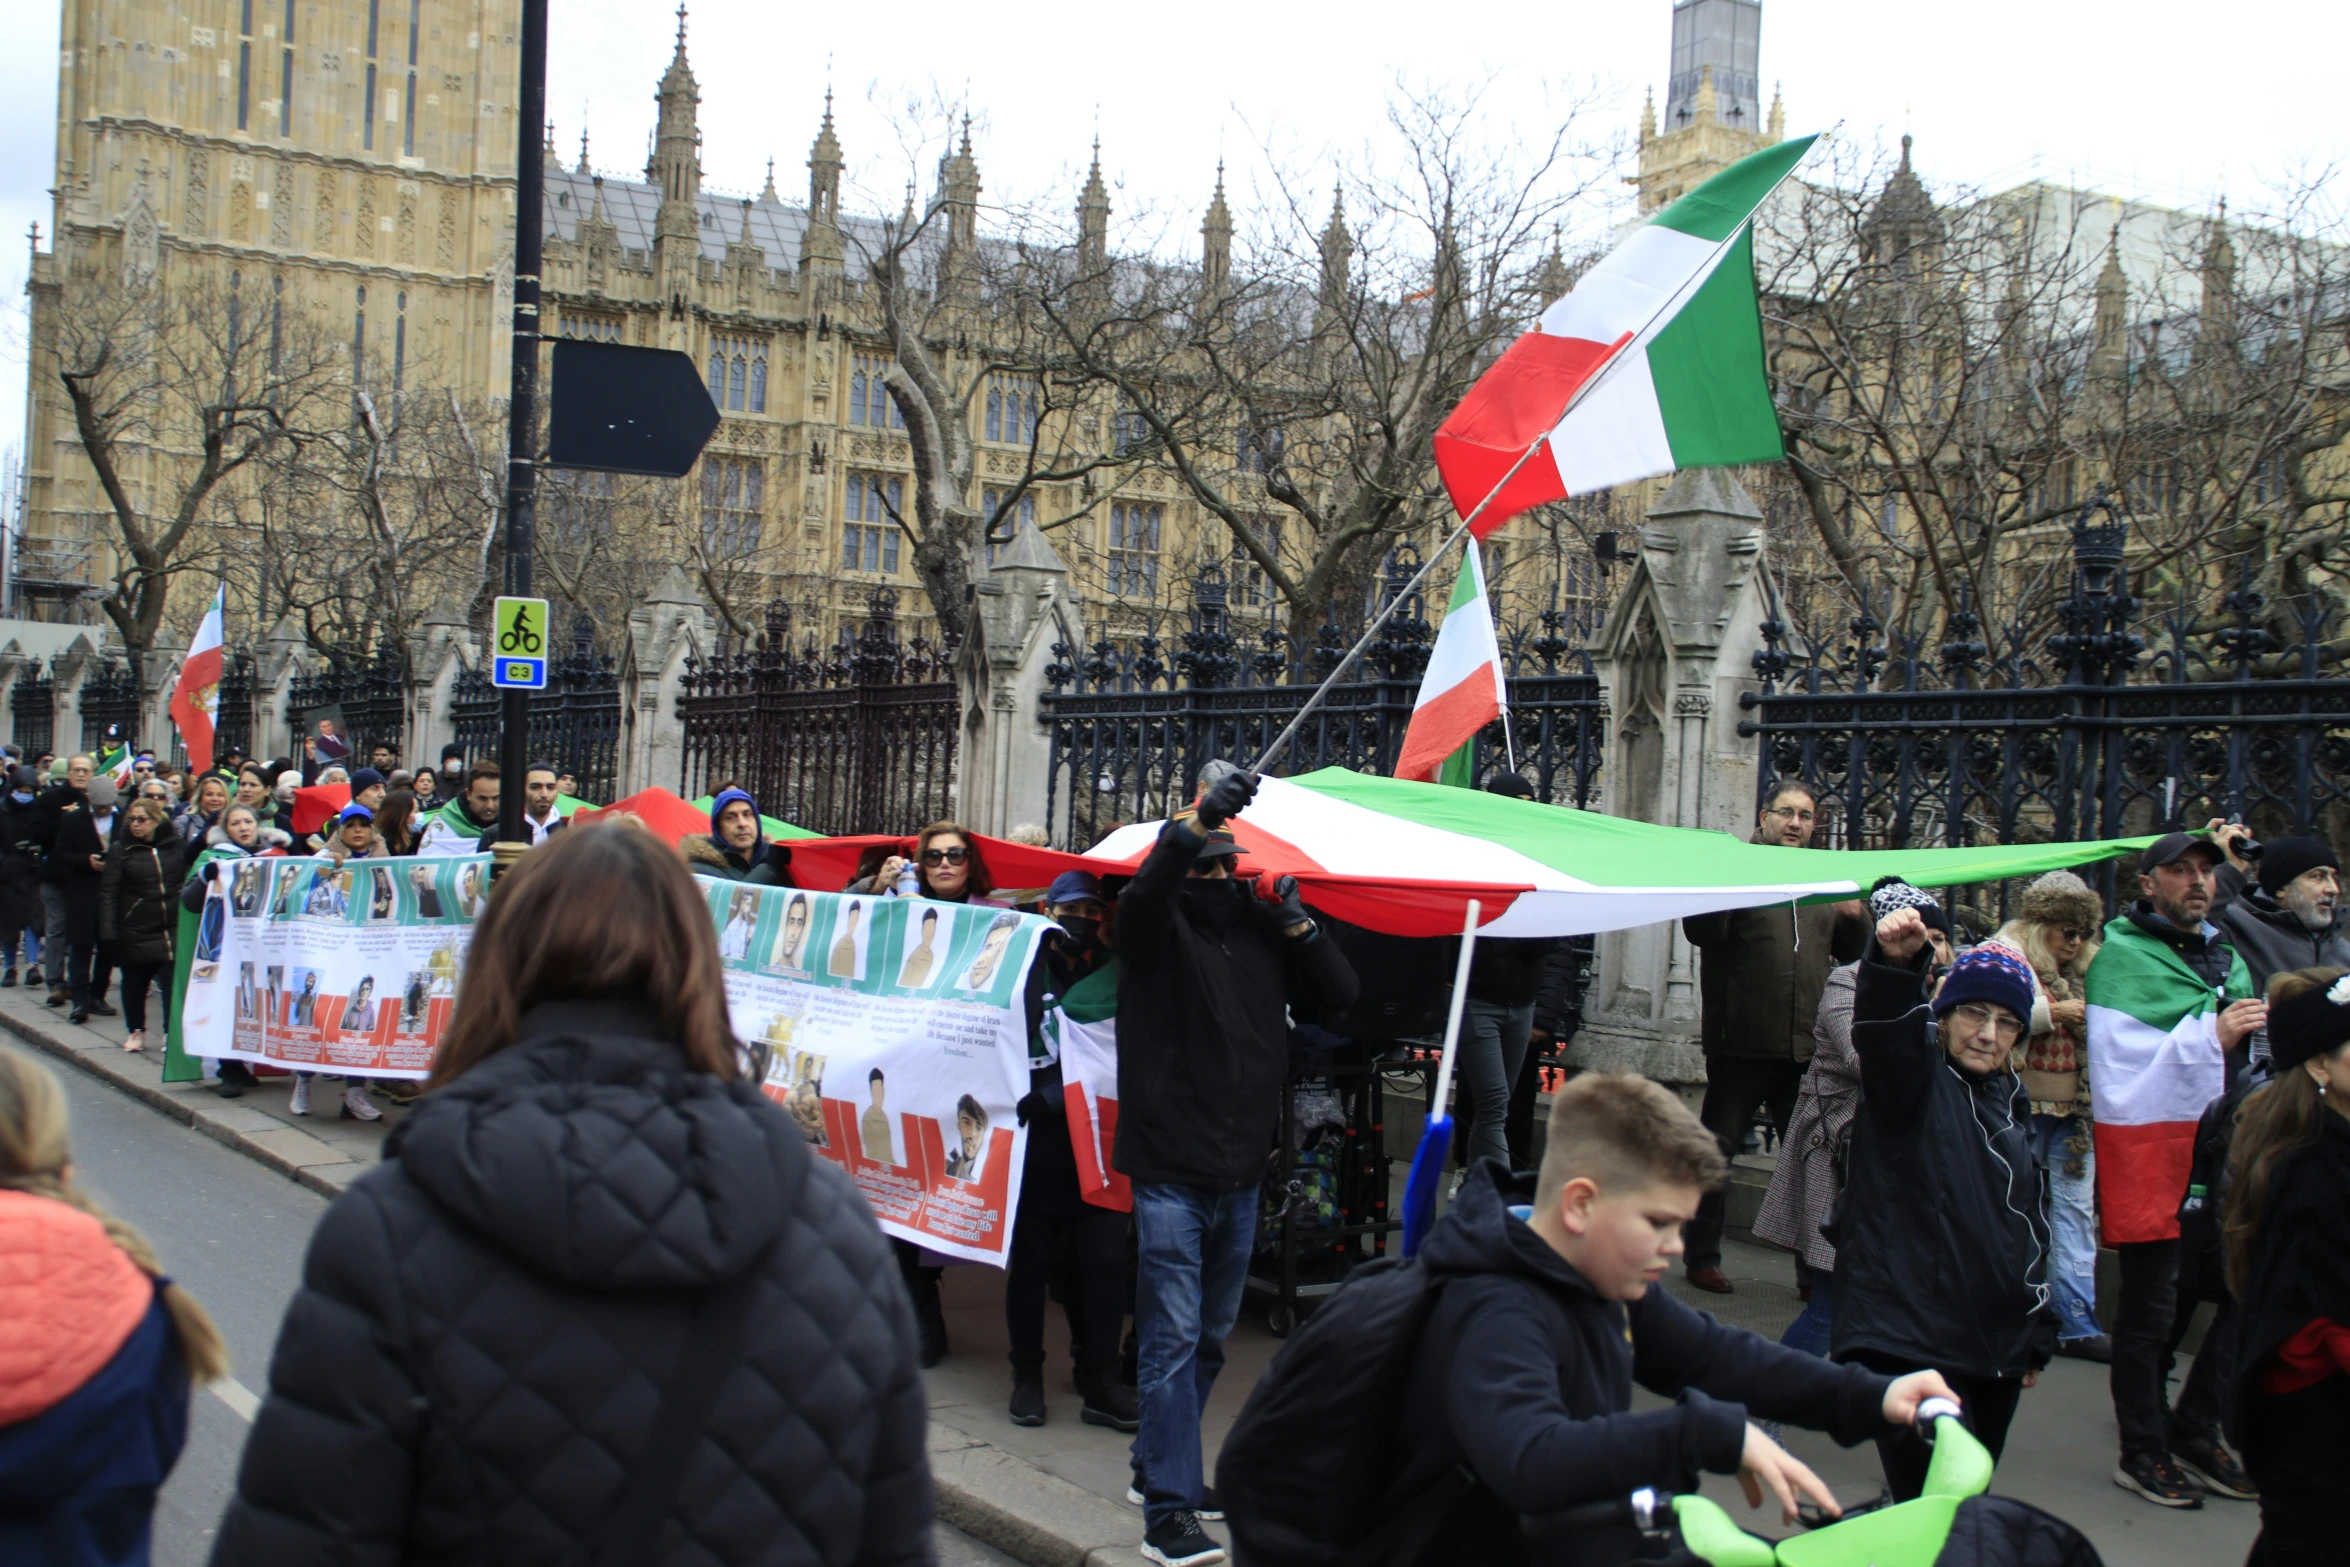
{"left": 499, "top": 606, "right": 542, "bottom": 655}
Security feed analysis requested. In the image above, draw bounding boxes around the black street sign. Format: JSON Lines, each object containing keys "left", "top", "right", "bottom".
{"left": 546, "top": 339, "right": 721, "bottom": 478}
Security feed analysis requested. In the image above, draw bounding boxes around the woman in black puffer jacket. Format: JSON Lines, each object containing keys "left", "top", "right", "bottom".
{"left": 213, "top": 822, "right": 933, "bottom": 1567}
{"left": 98, "top": 799, "right": 186, "bottom": 1054}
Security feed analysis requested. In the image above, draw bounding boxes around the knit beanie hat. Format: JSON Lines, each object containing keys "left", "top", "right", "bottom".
{"left": 48, "top": 758, "right": 68, "bottom": 784}
{"left": 1933, "top": 939, "right": 2037, "bottom": 1024}
{"left": 2270, "top": 973, "right": 2350, "bottom": 1072}
{"left": 86, "top": 777, "right": 118, "bottom": 810}
{"left": 1868, "top": 875, "right": 1950, "bottom": 934}
{"left": 2258, "top": 836, "right": 2341, "bottom": 898}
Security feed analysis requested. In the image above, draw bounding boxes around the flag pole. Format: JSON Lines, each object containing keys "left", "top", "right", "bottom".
{"left": 1249, "top": 137, "right": 1826, "bottom": 778}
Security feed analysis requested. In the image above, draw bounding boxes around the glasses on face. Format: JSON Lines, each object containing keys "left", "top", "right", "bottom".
{"left": 1764, "top": 806, "right": 1817, "bottom": 823}
{"left": 2057, "top": 927, "right": 2093, "bottom": 943}
{"left": 921, "top": 846, "right": 970, "bottom": 867}
{"left": 1949, "top": 1002, "right": 2024, "bottom": 1044}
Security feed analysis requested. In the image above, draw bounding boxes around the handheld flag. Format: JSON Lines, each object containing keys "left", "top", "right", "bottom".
{"left": 1401, "top": 899, "right": 1482, "bottom": 1258}
{"left": 96, "top": 745, "right": 135, "bottom": 786}
{"left": 1433, "top": 136, "right": 1814, "bottom": 538}
{"left": 170, "top": 583, "right": 228, "bottom": 775}
{"left": 1395, "top": 541, "right": 1505, "bottom": 786}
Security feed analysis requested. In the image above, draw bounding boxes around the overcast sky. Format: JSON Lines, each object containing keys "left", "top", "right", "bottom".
{"left": 2, "top": 1, "right": 2337, "bottom": 468}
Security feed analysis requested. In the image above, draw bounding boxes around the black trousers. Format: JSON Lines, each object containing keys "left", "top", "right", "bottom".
{"left": 1504, "top": 1029, "right": 1545, "bottom": 1171}
{"left": 2112, "top": 1237, "right": 2232, "bottom": 1457}
{"left": 1686, "top": 1056, "right": 1806, "bottom": 1269}
{"left": 2241, "top": 1378, "right": 2350, "bottom": 1567}
{"left": 1848, "top": 1350, "right": 2023, "bottom": 1501}
{"left": 1005, "top": 1159, "right": 1128, "bottom": 1381}
{"left": 66, "top": 941, "right": 113, "bottom": 1010}
{"left": 117, "top": 959, "right": 169, "bottom": 1034}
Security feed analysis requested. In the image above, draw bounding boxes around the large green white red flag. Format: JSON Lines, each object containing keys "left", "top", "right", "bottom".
{"left": 2084, "top": 917, "right": 2254, "bottom": 1244}
{"left": 1395, "top": 541, "right": 1504, "bottom": 785}
{"left": 1433, "top": 136, "right": 1813, "bottom": 536}
{"left": 170, "top": 583, "right": 227, "bottom": 774}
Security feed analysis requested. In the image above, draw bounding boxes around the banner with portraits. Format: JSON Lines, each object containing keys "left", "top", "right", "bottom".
{"left": 712, "top": 880, "right": 1052, "bottom": 1267}
{"left": 179, "top": 855, "right": 492, "bottom": 1079}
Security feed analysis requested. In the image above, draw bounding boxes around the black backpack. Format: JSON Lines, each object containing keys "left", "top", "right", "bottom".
{"left": 1214, "top": 1254, "right": 1460, "bottom": 1567}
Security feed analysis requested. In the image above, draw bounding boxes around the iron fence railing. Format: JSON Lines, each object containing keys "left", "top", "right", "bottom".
{"left": 287, "top": 642, "right": 408, "bottom": 768}
{"left": 449, "top": 619, "right": 623, "bottom": 804}
{"left": 10, "top": 665, "right": 53, "bottom": 757}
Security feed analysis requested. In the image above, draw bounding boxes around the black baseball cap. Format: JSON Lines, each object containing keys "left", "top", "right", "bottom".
{"left": 1195, "top": 829, "right": 1243, "bottom": 859}
{"left": 2141, "top": 832, "right": 2224, "bottom": 871}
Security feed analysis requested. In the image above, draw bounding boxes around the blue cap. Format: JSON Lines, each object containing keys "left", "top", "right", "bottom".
{"left": 337, "top": 802, "right": 375, "bottom": 824}
{"left": 1046, "top": 870, "right": 1106, "bottom": 907}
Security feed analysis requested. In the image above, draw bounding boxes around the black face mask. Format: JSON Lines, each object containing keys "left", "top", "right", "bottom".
{"left": 1181, "top": 878, "right": 1248, "bottom": 933}
{"left": 1055, "top": 914, "right": 1101, "bottom": 948}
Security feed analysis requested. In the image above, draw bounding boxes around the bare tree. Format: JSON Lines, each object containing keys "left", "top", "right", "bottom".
{"left": 49, "top": 271, "right": 345, "bottom": 662}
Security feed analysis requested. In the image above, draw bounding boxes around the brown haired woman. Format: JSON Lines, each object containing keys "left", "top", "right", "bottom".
{"left": 371, "top": 788, "right": 424, "bottom": 856}
{"left": 100, "top": 798, "right": 187, "bottom": 1054}
{"left": 2223, "top": 966, "right": 2350, "bottom": 1565}
{"left": 0, "top": 1050, "right": 228, "bottom": 1562}
{"left": 847, "top": 819, "right": 995, "bottom": 1367}
{"left": 213, "top": 823, "right": 934, "bottom": 1566}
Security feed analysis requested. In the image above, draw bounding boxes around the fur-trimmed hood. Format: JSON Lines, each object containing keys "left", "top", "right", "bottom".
{"left": 680, "top": 833, "right": 731, "bottom": 870}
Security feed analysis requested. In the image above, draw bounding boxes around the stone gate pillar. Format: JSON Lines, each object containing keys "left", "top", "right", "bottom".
{"left": 1576, "top": 467, "right": 1772, "bottom": 1087}
{"left": 405, "top": 601, "right": 479, "bottom": 767}
{"left": 622, "top": 567, "right": 714, "bottom": 797}
{"left": 49, "top": 635, "right": 98, "bottom": 757}
{"left": 955, "top": 522, "right": 1073, "bottom": 839}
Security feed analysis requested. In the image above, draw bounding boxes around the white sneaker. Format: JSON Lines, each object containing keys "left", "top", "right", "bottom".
{"left": 289, "top": 1076, "right": 312, "bottom": 1116}
{"left": 342, "top": 1085, "right": 383, "bottom": 1122}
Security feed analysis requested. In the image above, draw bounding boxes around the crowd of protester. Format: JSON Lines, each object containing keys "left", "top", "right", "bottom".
{"left": 8, "top": 734, "right": 2349, "bottom": 1567}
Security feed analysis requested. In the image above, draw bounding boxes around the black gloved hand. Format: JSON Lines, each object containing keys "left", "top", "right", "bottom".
{"left": 1271, "top": 873, "right": 1311, "bottom": 930}
{"left": 1194, "top": 769, "right": 1258, "bottom": 831}
{"left": 762, "top": 842, "right": 795, "bottom": 875}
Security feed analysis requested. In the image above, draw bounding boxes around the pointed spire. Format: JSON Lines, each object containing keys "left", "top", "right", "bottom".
{"left": 2199, "top": 196, "right": 2238, "bottom": 349}
{"left": 1638, "top": 87, "right": 1656, "bottom": 145}
{"left": 759, "top": 158, "right": 778, "bottom": 203}
{"left": 1201, "top": 160, "right": 1233, "bottom": 301}
{"left": 1536, "top": 225, "right": 1571, "bottom": 302}
{"left": 2092, "top": 212, "right": 2128, "bottom": 381}
{"left": 1317, "top": 186, "right": 1352, "bottom": 316}
{"left": 1766, "top": 83, "right": 1785, "bottom": 143}
{"left": 936, "top": 112, "right": 982, "bottom": 263}
{"left": 1077, "top": 136, "right": 1111, "bottom": 274}
{"left": 542, "top": 118, "right": 561, "bottom": 172}
{"left": 576, "top": 126, "right": 591, "bottom": 175}
{"left": 648, "top": 6, "right": 702, "bottom": 238}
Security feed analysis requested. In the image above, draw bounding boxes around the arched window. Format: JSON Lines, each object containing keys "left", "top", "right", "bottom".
{"left": 748, "top": 349, "right": 767, "bottom": 413}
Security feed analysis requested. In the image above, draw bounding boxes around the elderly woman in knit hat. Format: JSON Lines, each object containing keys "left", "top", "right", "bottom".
{"left": 1991, "top": 870, "right": 2110, "bottom": 1361}
{"left": 1837, "top": 887, "right": 2055, "bottom": 1499}
{"left": 1756, "top": 877, "right": 1955, "bottom": 1359}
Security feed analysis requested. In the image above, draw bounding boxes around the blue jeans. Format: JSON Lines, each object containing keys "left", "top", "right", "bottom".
{"left": 1132, "top": 1181, "right": 1257, "bottom": 1529}
{"left": 2026, "top": 1112, "right": 2101, "bottom": 1341}
{"left": 1781, "top": 1269, "right": 1835, "bottom": 1358}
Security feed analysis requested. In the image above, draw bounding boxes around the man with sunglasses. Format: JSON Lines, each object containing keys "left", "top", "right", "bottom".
{"left": 1679, "top": 779, "right": 1868, "bottom": 1294}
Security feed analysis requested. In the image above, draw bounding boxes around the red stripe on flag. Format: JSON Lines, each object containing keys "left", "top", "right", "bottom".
{"left": 169, "top": 643, "right": 225, "bottom": 774}
{"left": 2092, "top": 1119, "right": 2195, "bottom": 1244}
{"left": 1433, "top": 330, "right": 1626, "bottom": 537}
{"left": 1394, "top": 665, "right": 1500, "bottom": 782}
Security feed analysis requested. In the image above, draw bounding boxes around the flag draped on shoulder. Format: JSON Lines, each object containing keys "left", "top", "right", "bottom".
{"left": 1433, "top": 136, "right": 1813, "bottom": 537}
{"left": 2084, "top": 917, "right": 2253, "bottom": 1244}
{"left": 1048, "top": 962, "right": 1130, "bottom": 1213}
{"left": 1395, "top": 541, "right": 1504, "bottom": 785}
{"left": 171, "top": 584, "right": 228, "bottom": 775}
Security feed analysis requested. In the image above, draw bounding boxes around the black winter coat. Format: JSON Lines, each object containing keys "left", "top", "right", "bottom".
{"left": 1831, "top": 945, "right": 2054, "bottom": 1380}
{"left": 212, "top": 1001, "right": 934, "bottom": 1567}
{"left": 1467, "top": 935, "right": 1564, "bottom": 1009}
{"left": 0, "top": 791, "right": 45, "bottom": 934}
{"left": 99, "top": 834, "right": 187, "bottom": 964}
{"left": 46, "top": 806, "right": 119, "bottom": 946}
{"left": 29, "top": 783, "right": 83, "bottom": 884}
{"left": 2213, "top": 864, "right": 2350, "bottom": 993}
{"left": 1391, "top": 1163, "right": 1894, "bottom": 1567}
{"left": 1112, "top": 820, "right": 1358, "bottom": 1190}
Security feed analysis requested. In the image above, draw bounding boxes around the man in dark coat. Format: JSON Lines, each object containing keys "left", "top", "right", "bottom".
{"left": 1839, "top": 904, "right": 2054, "bottom": 1497}
{"left": 0, "top": 765, "right": 46, "bottom": 986}
{"left": 48, "top": 775, "right": 122, "bottom": 1024}
{"left": 2209, "top": 827, "right": 2350, "bottom": 995}
{"left": 30, "top": 753, "right": 92, "bottom": 1006}
{"left": 1679, "top": 780, "right": 1867, "bottom": 1292}
{"left": 680, "top": 786, "right": 792, "bottom": 883}
{"left": 1114, "top": 770, "right": 1357, "bottom": 1566}
{"left": 210, "top": 1000, "right": 934, "bottom": 1566}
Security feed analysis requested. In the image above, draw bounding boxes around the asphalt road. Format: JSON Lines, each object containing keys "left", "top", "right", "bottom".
{"left": 23, "top": 1041, "right": 1016, "bottom": 1567}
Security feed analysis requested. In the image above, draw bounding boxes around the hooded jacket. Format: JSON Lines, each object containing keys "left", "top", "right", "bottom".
{"left": 0, "top": 1191, "right": 190, "bottom": 1567}
{"left": 1389, "top": 1163, "right": 1893, "bottom": 1567}
{"left": 683, "top": 790, "right": 792, "bottom": 884}
{"left": 211, "top": 1002, "right": 933, "bottom": 1567}
{"left": 2213, "top": 863, "right": 2350, "bottom": 993}
{"left": 1683, "top": 859, "right": 1867, "bottom": 1061}
{"left": 1831, "top": 944, "right": 2054, "bottom": 1380}
{"left": 1111, "top": 819, "right": 1358, "bottom": 1190}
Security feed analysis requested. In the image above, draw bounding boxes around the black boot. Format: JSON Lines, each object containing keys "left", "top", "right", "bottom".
{"left": 2, "top": 966, "right": 17, "bottom": 988}
{"left": 1009, "top": 1362, "right": 1046, "bottom": 1427}
{"left": 911, "top": 1266, "right": 948, "bottom": 1368}
{"left": 1079, "top": 1370, "right": 1140, "bottom": 1432}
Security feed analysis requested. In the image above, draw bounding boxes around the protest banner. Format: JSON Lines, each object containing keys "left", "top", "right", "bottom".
{"left": 714, "top": 880, "right": 1052, "bottom": 1265}
{"left": 180, "top": 856, "right": 490, "bottom": 1079}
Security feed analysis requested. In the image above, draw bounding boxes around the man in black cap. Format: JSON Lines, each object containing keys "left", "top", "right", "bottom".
{"left": 1116, "top": 773, "right": 1357, "bottom": 1566}
{"left": 2209, "top": 823, "right": 2349, "bottom": 997}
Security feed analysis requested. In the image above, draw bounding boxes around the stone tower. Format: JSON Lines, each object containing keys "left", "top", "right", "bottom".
{"left": 1200, "top": 163, "right": 1233, "bottom": 303}
{"left": 1076, "top": 139, "right": 1111, "bottom": 276}
{"left": 1633, "top": 0, "right": 1783, "bottom": 214}
{"left": 647, "top": 5, "right": 702, "bottom": 303}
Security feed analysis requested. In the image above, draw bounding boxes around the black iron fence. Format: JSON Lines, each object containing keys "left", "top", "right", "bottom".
{"left": 1742, "top": 499, "right": 2350, "bottom": 915}
{"left": 79, "top": 659, "right": 142, "bottom": 753}
{"left": 287, "top": 643, "right": 408, "bottom": 767}
{"left": 10, "top": 665, "right": 52, "bottom": 757}
{"left": 1038, "top": 552, "right": 1607, "bottom": 851}
{"left": 449, "top": 620, "right": 623, "bottom": 803}
{"left": 211, "top": 651, "right": 255, "bottom": 764}
{"left": 677, "top": 591, "right": 958, "bottom": 836}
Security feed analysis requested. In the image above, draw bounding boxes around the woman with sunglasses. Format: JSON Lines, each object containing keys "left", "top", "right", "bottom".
{"left": 1993, "top": 870, "right": 2112, "bottom": 1362}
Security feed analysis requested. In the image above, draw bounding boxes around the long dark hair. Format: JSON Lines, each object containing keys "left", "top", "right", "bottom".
{"left": 375, "top": 788, "right": 421, "bottom": 854}
{"left": 428, "top": 822, "right": 740, "bottom": 1088}
{"left": 914, "top": 820, "right": 992, "bottom": 902}
{"left": 2224, "top": 965, "right": 2348, "bottom": 1296}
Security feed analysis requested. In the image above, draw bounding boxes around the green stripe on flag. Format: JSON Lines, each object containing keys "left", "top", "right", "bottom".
{"left": 2088, "top": 919, "right": 2251, "bottom": 1024}
{"left": 1650, "top": 135, "right": 1816, "bottom": 242}
{"left": 1650, "top": 228, "right": 1785, "bottom": 468}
